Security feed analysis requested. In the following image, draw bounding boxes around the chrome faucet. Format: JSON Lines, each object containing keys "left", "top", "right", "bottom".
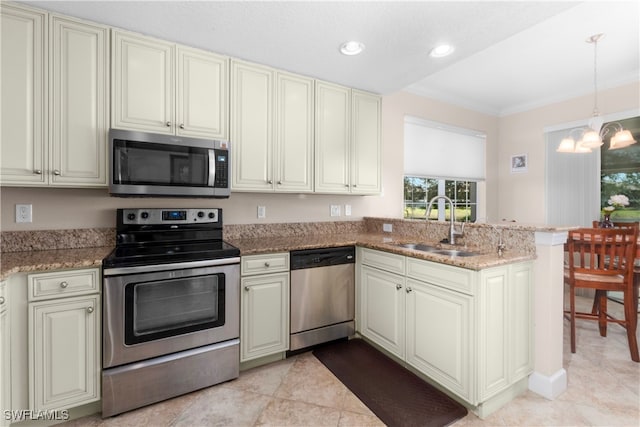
{"left": 425, "top": 195, "right": 464, "bottom": 245}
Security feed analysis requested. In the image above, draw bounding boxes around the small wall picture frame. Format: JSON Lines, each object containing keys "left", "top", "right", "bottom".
{"left": 510, "top": 154, "right": 528, "bottom": 173}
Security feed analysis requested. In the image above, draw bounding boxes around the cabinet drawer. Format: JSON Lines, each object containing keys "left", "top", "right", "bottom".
{"left": 28, "top": 268, "right": 100, "bottom": 301}
{"left": 241, "top": 253, "right": 290, "bottom": 276}
{"left": 359, "top": 248, "right": 405, "bottom": 275}
{"left": 406, "top": 258, "right": 474, "bottom": 295}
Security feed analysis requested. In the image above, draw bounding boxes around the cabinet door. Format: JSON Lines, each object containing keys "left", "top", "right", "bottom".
{"left": 241, "top": 272, "right": 289, "bottom": 361}
{"left": 177, "top": 47, "right": 229, "bottom": 140}
{"left": 50, "top": 15, "right": 108, "bottom": 186}
{"left": 351, "top": 90, "right": 381, "bottom": 195}
{"left": 314, "top": 81, "right": 350, "bottom": 193}
{"left": 508, "top": 263, "right": 533, "bottom": 383}
{"left": 405, "top": 278, "right": 472, "bottom": 403}
{"left": 0, "top": 282, "right": 9, "bottom": 427}
{"left": 359, "top": 265, "right": 404, "bottom": 359}
{"left": 0, "top": 4, "right": 47, "bottom": 185}
{"left": 230, "top": 60, "right": 274, "bottom": 191}
{"left": 275, "top": 72, "right": 314, "bottom": 192}
{"left": 112, "top": 30, "right": 174, "bottom": 134}
{"left": 29, "top": 295, "right": 100, "bottom": 411}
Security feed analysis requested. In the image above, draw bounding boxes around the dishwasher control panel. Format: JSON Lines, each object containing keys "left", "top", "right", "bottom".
{"left": 290, "top": 246, "right": 355, "bottom": 270}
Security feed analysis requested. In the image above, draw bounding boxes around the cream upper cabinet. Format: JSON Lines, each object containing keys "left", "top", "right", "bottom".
{"left": 1, "top": 4, "right": 47, "bottom": 185}
{"left": 231, "top": 60, "right": 313, "bottom": 192}
{"left": 315, "top": 82, "right": 381, "bottom": 195}
{"left": 49, "top": 14, "right": 109, "bottom": 186}
{"left": 0, "top": 5, "right": 109, "bottom": 187}
{"left": 351, "top": 90, "right": 382, "bottom": 194}
{"left": 112, "top": 30, "right": 229, "bottom": 140}
{"left": 314, "top": 81, "right": 350, "bottom": 193}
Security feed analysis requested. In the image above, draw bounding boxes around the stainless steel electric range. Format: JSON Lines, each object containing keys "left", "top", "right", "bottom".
{"left": 101, "top": 208, "right": 240, "bottom": 417}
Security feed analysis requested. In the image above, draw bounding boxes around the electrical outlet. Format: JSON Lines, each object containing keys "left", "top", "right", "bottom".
{"left": 383, "top": 223, "right": 393, "bottom": 232}
{"left": 330, "top": 205, "right": 341, "bottom": 217}
{"left": 257, "top": 206, "right": 266, "bottom": 219}
{"left": 344, "top": 204, "right": 352, "bottom": 216}
{"left": 16, "top": 204, "right": 32, "bottom": 223}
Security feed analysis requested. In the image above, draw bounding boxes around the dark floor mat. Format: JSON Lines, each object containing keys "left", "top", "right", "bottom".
{"left": 313, "top": 338, "right": 468, "bottom": 427}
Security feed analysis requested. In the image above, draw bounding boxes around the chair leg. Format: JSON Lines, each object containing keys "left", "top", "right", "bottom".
{"left": 624, "top": 282, "right": 639, "bottom": 362}
{"left": 598, "top": 292, "right": 608, "bottom": 337}
{"left": 570, "top": 284, "right": 576, "bottom": 353}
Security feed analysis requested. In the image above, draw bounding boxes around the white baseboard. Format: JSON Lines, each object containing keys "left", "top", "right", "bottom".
{"left": 528, "top": 369, "right": 567, "bottom": 400}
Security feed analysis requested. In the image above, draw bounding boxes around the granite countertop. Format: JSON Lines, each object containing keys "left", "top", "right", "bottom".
{"left": 229, "top": 232, "right": 535, "bottom": 270}
{"left": 0, "top": 246, "right": 113, "bottom": 281}
{"left": 0, "top": 231, "right": 535, "bottom": 281}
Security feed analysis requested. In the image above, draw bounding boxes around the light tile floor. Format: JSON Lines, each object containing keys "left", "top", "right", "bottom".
{"left": 65, "top": 296, "right": 639, "bottom": 426}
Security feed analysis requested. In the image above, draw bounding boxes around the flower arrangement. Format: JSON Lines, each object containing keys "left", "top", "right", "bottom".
{"left": 604, "top": 194, "right": 630, "bottom": 213}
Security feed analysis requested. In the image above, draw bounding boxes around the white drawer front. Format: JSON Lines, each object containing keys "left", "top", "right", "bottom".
{"left": 241, "top": 252, "right": 290, "bottom": 276}
{"left": 28, "top": 268, "right": 100, "bottom": 301}
{"left": 359, "top": 248, "right": 405, "bottom": 275}
{"left": 406, "top": 258, "right": 474, "bottom": 295}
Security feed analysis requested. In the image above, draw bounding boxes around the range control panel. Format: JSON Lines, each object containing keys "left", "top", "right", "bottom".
{"left": 121, "top": 208, "right": 219, "bottom": 225}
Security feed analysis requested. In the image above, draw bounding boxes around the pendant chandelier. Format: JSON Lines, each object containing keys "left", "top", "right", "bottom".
{"left": 556, "top": 33, "right": 637, "bottom": 153}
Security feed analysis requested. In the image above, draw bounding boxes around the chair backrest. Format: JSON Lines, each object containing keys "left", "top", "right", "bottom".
{"left": 567, "top": 227, "right": 638, "bottom": 282}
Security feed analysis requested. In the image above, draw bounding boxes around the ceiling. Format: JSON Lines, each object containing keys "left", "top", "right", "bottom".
{"left": 21, "top": 1, "right": 640, "bottom": 116}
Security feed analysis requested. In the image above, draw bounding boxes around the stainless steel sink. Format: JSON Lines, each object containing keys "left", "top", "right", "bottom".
{"left": 394, "top": 243, "right": 481, "bottom": 257}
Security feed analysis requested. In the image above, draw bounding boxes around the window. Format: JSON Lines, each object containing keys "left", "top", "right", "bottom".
{"left": 404, "top": 176, "right": 477, "bottom": 221}
{"left": 600, "top": 116, "right": 640, "bottom": 222}
{"left": 403, "top": 116, "right": 484, "bottom": 222}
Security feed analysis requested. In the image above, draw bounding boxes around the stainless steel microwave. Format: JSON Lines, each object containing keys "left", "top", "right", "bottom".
{"left": 109, "top": 129, "right": 230, "bottom": 198}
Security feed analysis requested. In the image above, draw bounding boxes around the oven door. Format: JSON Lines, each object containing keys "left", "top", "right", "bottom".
{"left": 103, "top": 262, "right": 239, "bottom": 368}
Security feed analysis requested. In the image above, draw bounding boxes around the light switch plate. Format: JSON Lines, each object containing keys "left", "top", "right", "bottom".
{"left": 16, "top": 204, "right": 32, "bottom": 223}
{"left": 330, "top": 205, "right": 341, "bottom": 217}
{"left": 344, "top": 205, "right": 352, "bottom": 216}
{"left": 383, "top": 223, "right": 393, "bottom": 232}
{"left": 257, "top": 206, "right": 266, "bottom": 219}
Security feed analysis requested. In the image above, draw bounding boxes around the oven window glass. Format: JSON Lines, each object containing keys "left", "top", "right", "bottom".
{"left": 124, "top": 273, "right": 225, "bottom": 344}
{"left": 113, "top": 140, "right": 209, "bottom": 187}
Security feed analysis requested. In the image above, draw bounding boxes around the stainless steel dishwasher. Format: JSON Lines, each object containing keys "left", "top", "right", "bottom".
{"left": 289, "top": 246, "right": 355, "bottom": 351}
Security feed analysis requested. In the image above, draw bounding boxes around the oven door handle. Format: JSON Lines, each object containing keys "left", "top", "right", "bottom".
{"left": 103, "top": 257, "right": 240, "bottom": 276}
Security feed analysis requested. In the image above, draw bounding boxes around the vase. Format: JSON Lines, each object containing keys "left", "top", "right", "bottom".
{"left": 600, "top": 213, "right": 614, "bottom": 228}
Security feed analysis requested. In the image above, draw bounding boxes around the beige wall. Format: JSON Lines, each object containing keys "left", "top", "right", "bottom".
{"left": 497, "top": 81, "right": 640, "bottom": 224}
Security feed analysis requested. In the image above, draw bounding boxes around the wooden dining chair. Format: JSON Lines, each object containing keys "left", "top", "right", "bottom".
{"left": 564, "top": 227, "right": 639, "bottom": 362}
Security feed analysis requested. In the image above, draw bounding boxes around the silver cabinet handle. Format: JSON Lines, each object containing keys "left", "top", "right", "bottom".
{"left": 396, "top": 284, "right": 402, "bottom": 290}
{"left": 53, "top": 170, "right": 61, "bottom": 176}
{"left": 345, "top": 184, "right": 349, "bottom": 187}
{"left": 267, "top": 180, "right": 273, "bottom": 184}
{"left": 60, "top": 281, "right": 69, "bottom": 289}
{"left": 86, "top": 306, "right": 94, "bottom": 314}
{"left": 34, "top": 169, "right": 42, "bottom": 175}
{"left": 277, "top": 180, "right": 282, "bottom": 185}
{"left": 166, "top": 121, "right": 171, "bottom": 127}
{"left": 244, "top": 286, "right": 250, "bottom": 291}
{"left": 406, "top": 287, "right": 413, "bottom": 293}
{"left": 264, "top": 262, "right": 270, "bottom": 267}
{"left": 0, "top": 296, "right": 5, "bottom": 305}
{"left": 179, "top": 124, "right": 185, "bottom": 129}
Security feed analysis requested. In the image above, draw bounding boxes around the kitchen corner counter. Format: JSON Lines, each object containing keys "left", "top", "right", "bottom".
{"left": 0, "top": 246, "right": 113, "bottom": 281}
{"left": 229, "top": 232, "right": 535, "bottom": 271}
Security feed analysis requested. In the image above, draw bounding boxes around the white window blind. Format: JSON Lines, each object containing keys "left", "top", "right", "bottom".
{"left": 545, "top": 128, "right": 600, "bottom": 227}
{"left": 404, "top": 116, "right": 485, "bottom": 180}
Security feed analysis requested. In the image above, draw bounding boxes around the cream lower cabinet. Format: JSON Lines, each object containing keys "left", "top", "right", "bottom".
{"left": 0, "top": 281, "right": 10, "bottom": 427}
{"left": 0, "top": 4, "right": 109, "bottom": 187}
{"left": 358, "top": 247, "right": 533, "bottom": 417}
{"left": 240, "top": 253, "right": 290, "bottom": 362}
{"left": 27, "top": 269, "right": 101, "bottom": 412}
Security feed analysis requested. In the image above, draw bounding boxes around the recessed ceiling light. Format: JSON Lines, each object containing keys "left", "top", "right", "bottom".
{"left": 340, "top": 41, "right": 365, "bottom": 56}
{"left": 429, "top": 44, "right": 454, "bottom": 58}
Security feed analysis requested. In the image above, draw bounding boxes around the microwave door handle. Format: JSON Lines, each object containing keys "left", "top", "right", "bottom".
{"left": 208, "top": 149, "right": 216, "bottom": 186}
